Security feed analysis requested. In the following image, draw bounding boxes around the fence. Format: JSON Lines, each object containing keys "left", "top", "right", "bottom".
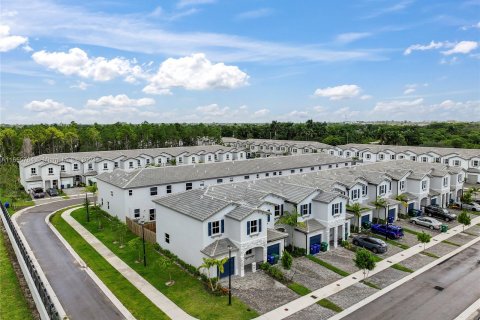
{"left": 0, "top": 201, "right": 61, "bottom": 320}
{"left": 126, "top": 217, "right": 157, "bottom": 244}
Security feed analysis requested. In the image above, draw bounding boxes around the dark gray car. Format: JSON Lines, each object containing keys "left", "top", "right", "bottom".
{"left": 352, "top": 235, "right": 388, "bottom": 254}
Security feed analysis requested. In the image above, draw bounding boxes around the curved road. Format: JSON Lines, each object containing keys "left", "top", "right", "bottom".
{"left": 16, "top": 199, "right": 124, "bottom": 320}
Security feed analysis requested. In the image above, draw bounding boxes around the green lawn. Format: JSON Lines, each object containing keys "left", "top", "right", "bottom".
{"left": 50, "top": 207, "right": 170, "bottom": 320}
{"left": 306, "top": 255, "right": 350, "bottom": 276}
{"left": 0, "top": 224, "right": 34, "bottom": 320}
{"left": 285, "top": 282, "right": 343, "bottom": 313}
{"left": 70, "top": 207, "right": 258, "bottom": 320}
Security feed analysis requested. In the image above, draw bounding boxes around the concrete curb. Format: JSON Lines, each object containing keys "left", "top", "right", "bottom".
{"left": 62, "top": 208, "right": 195, "bottom": 320}
{"left": 453, "top": 296, "right": 480, "bottom": 320}
{"left": 46, "top": 207, "right": 136, "bottom": 320}
{"left": 329, "top": 232, "right": 480, "bottom": 320}
{"left": 258, "top": 216, "right": 480, "bottom": 320}
{"left": 11, "top": 206, "right": 68, "bottom": 320}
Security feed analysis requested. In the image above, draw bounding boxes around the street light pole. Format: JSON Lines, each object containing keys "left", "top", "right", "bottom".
{"left": 385, "top": 204, "right": 389, "bottom": 241}
{"left": 228, "top": 245, "right": 232, "bottom": 306}
{"left": 85, "top": 193, "right": 90, "bottom": 222}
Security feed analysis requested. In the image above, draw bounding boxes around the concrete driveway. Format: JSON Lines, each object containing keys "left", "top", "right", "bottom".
{"left": 15, "top": 199, "right": 124, "bottom": 320}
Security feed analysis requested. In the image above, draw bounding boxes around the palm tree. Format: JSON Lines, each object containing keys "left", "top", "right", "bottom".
{"left": 198, "top": 257, "right": 229, "bottom": 292}
{"left": 346, "top": 203, "right": 369, "bottom": 232}
{"left": 275, "top": 209, "right": 305, "bottom": 251}
{"left": 371, "top": 197, "right": 387, "bottom": 223}
{"left": 395, "top": 194, "right": 408, "bottom": 217}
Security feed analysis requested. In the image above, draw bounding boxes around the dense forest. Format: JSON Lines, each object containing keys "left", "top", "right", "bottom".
{"left": 0, "top": 121, "right": 479, "bottom": 158}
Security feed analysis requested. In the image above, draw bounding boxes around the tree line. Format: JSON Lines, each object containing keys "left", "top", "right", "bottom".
{"left": 0, "top": 121, "right": 478, "bottom": 158}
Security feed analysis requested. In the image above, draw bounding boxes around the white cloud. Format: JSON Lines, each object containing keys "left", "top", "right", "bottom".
{"left": 32, "top": 48, "right": 145, "bottom": 82}
{"left": 363, "top": 0, "right": 414, "bottom": 19}
{"left": 373, "top": 98, "right": 424, "bottom": 113}
{"left": 70, "top": 81, "right": 90, "bottom": 90}
{"left": 403, "top": 83, "right": 428, "bottom": 95}
{"left": 314, "top": 84, "right": 362, "bottom": 100}
{"left": 177, "top": 0, "right": 215, "bottom": 8}
{"left": 442, "top": 41, "right": 478, "bottom": 55}
{"left": 253, "top": 109, "right": 270, "bottom": 117}
{"left": 236, "top": 8, "right": 273, "bottom": 20}
{"left": 25, "top": 99, "right": 68, "bottom": 113}
{"left": 461, "top": 21, "right": 480, "bottom": 30}
{"left": 143, "top": 53, "right": 249, "bottom": 94}
{"left": 286, "top": 110, "right": 309, "bottom": 118}
{"left": 360, "top": 95, "right": 372, "bottom": 100}
{"left": 86, "top": 94, "right": 155, "bottom": 108}
{"left": 196, "top": 103, "right": 230, "bottom": 116}
{"left": 0, "top": 25, "right": 28, "bottom": 52}
{"left": 335, "top": 32, "right": 372, "bottom": 44}
{"left": 403, "top": 88, "right": 416, "bottom": 95}
{"left": 404, "top": 41, "right": 446, "bottom": 55}
{"left": 43, "top": 79, "right": 56, "bottom": 86}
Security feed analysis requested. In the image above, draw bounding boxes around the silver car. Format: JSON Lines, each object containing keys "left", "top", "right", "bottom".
{"left": 410, "top": 216, "right": 442, "bottom": 230}
{"left": 461, "top": 202, "right": 480, "bottom": 211}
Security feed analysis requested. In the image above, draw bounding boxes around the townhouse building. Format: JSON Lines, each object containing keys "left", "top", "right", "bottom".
{"left": 222, "top": 138, "right": 331, "bottom": 158}
{"left": 328, "top": 144, "right": 480, "bottom": 184}
{"left": 96, "top": 153, "right": 353, "bottom": 222}
{"left": 18, "top": 145, "right": 246, "bottom": 191}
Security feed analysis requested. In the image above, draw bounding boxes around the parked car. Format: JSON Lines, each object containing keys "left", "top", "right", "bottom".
{"left": 31, "top": 187, "right": 45, "bottom": 198}
{"left": 352, "top": 235, "right": 388, "bottom": 254}
{"left": 370, "top": 224, "right": 404, "bottom": 239}
{"left": 46, "top": 188, "right": 59, "bottom": 197}
{"left": 410, "top": 216, "right": 443, "bottom": 230}
{"left": 461, "top": 202, "right": 480, "bottom": 211}
{"left": 424, "top": 205, "right": 457, "bottom": 221}
{"left": 408, "top": 208, "right": 423, "bottom": 217}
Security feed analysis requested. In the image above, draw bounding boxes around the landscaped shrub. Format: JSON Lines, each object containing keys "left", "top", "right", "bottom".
{"left": 281, "top": 250, "right": 293, "bottom": 270}
{"left": 285, "top": 245, "right": 306, "bottom": 257}
{"left": 259, "top": 262, "right": 287, "bottom": 283}
{"left": 341, "top": 240, "right": 351, "bottom": 249}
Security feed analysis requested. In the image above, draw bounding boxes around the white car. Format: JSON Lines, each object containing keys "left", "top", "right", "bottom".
{"left": 462, "top": 202, "right": 480, "bottom": 211}
{"left": 409, "top": 216, "right": 443, "bottom": 230}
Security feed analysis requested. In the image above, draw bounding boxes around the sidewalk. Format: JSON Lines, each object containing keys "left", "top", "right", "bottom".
{"left": 257, "top": 216, "right": 480, "bottom": 320}
{"left": 62, "top": 208, "right": 195, "bottom": 320}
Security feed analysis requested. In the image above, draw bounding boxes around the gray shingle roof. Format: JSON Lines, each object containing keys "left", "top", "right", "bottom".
{"left": 313, "top": 191, "right": 348, "bottom": 203}
{"left": 223, "top": 138, "right": 331, "bottom": 149}
{"left": 201, "top": 238, "right": 238, "bottom": 257}
{"left": 295, "top": 219, "right": 327, "bottom": 233}
{"left": 153, "top": 189, "right": 230, "bottom": 221}
{"left": 225, "top": 207, "right": 268, "bottom": 221}
{"left": 25, "top": 176, "right": 42, "bottom": 182}
{"left": 97, "top": 153, "right": 350, "bottom": 189}
{"left": 19, "top": 145, "right": 242, "bottom": 165}
{"left": 267, "top": 228, "right": 289, "bottom": 242}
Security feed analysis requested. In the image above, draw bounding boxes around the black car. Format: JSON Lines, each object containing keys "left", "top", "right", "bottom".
{"left": 32, "top": 187, "right": 45, "bottom": 198}
{"left": 352, "top": 235, "right": 388, "bottom": 254}
{"left": 46, "top": 188, "right": 59, "bottom": 197}
{"left": 424, "top": 205, "right": 456, "bottom": 221}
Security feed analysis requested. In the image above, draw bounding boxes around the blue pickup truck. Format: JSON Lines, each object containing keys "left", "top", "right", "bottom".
{"left": 371, "top": 224, "right": 404, "bottom": 239}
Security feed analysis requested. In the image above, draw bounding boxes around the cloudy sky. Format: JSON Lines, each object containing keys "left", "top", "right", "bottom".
{"left": 1, "top": 0, "right": 479, "bottom": 124}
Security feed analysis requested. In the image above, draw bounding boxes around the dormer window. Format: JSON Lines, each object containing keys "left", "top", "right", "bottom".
{"left": 208, "top": 220, "right": 224, "bottom": 236}
{"left": 332, "top": 202, "right": 342, "bottom": 216}
{"left": 421, "top": 180, "right": 427, "bottom": 191}
{"left": 129, "top": 161, "right": 133, "bottom": 168}
{"left": 379, "top": 185, "right": 387, "bottom": 195}
{"left": 31, "top": 168, "right": 36, "bottom": 175}
{"left": 351, "top": 189, "right": 360, "bottom": 200}
{"left": 88, "top": 163, "right": 93, "bottom": 170}
{"left": 48, "top": 168, "right": 53, "bottom": 175}
{"left": 103, "top": 163, "right": 108, "bottom": 170}
{"left": 300, "top": 203, "right": 311, "bottom": 216}
{"left": 73, "top": 164, "right": 78, "bottom": 170}
{"left": 60, "top": 165, "right": 65, "bottom": 172}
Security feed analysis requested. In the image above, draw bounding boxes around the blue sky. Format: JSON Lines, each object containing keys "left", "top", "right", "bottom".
{"left": 1, "top": 0, "right": 479, "bottom": 124}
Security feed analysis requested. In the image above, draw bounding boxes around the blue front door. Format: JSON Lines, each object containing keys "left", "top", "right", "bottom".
{"left": 361, "top": 215, "right": 370, "bottom": 224}
{"left": 431, "top": 198, "right": 437, "bottom": 205}
{"left": 219, "top": 257, "right": 235, "bottom": 279}
{"left": 408, "top": 202, "right": 414, "bottom": 211}
{"left": 388, "top": 208, "right": 396, "bottom": 221}
{"left": 309, "top": 235, "right": 321, "bottom": 254}
{"left": 267, "top": 243, "right": 280, "bottom": 256}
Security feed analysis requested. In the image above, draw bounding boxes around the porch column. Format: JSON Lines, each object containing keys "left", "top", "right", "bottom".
{"left": 341, "top": 224, "right": 346, "bottom": 241}
{"left": 325, "top": 229, "right": 330, "bottom": 251}
{"left": 334, "top": 227, "right": 338, "bottom": 248}
{"left": 240, "top": 253, "right": 245, "bottom": 277}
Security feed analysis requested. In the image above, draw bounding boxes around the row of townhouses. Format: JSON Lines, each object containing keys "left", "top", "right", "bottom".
{"left": 96, "top": 153, "right": 353, "bottom": 222}
{"left": 96, "top": 149, "right": 464, "bottom": 279}
{"left": 18, "top": 145, "right": 246, "bottom": 191}
{"left": 222, "top": 138, "right": 331, "bottom": 158}
{"left": 327, "top": 144, "right": 480, "bottom": 184}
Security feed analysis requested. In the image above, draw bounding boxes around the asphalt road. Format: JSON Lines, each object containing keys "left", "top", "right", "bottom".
{"left": 16, "top": 199, "right": 124, "bottom": 320}
{"left": 343, "top": 240, "right": 480, "bottom": 320}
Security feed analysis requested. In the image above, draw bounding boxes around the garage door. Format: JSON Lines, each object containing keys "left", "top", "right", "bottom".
{"left": 388, "top": 208, "right": 396, "bottom": 222}
{"left": 27, "top": 182, "right": 42, "bottom": 190}
{"left": 431, "top": 198, "right": 437, "bottom": 205}
{"left": 218, "top": 257, "right": 235, "bottom": 279}
{"left": 408, "top": 202, "right": 415, "bottom": 211}
{"left": 309, "top": 235, "right": 322, "bottom": 254}
{"left": 267, "top": 243, "right": 280, "bottom": 256}
{"left": 361, "top": 215, "right": 370, "bottom": 224}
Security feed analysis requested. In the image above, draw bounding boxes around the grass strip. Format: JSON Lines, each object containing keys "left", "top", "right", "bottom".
{"left": 360, "top": 280, "right": 380, "bottom": 290}
{"left": 442, "top": 240, "right": 461, "bottom": 247}
{"left": 51, "top": 208, "right": 170, "bottom": 320}
{"left": 71, "top": 207, "right": 257, "bottom": 320}
{"left": 370, "top": 235, "right": 411, "bottom": 250}
{"left": 287, "top": 282, "right": 311, "bottom": 296}
{"left": 420, "top": 251, "right": 440, "bottom": 259}
{"left": 462, "top": 231, "right": 478, "bottom": 237}
{"left": 402, "top": 227, "right": 422, "bottom": 236}
{"left": 391, "top": 264, "right": 414, "bottom": 273}
{"left": 0, "top": 222, "right": 34, "bottom": 320}
{"left": 317, "top": 299, "right": 343, "bottom": 313}
{"left": 306, "top": 255, "right": 350, "bottom": 277}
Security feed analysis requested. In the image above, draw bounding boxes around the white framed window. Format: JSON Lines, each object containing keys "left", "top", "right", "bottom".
{"left": 208, "top": 155, "right": 212, "bottom": 161}
{"left": 421, "top": 157, "right": 428, "bottom": 163}
{"left": 114, "top": 162, "right": 119, "bottom": 168}
{"left": 300, "top": 203, "right": 311, "bottom": 216}
{"left": 332, "top": 202, "right": 342, "bottom": 215}
{"left": 217, "top": 178, "right": 223, "bottom": 184}
{"left": 150, "top": 187, "right": 158, "bottom": 196}
{"left": 248, "top": 219, "right": 258, "bottom": 234}
{"left": 362, "top": 185, "right": 368, "bottom": 196}
{"left": 229, "top": 177, "right": 234, "bottom": 182}
{"left": 351, "top": 189, "right": 360, "bottom": 200}
{"left": 226, "top": 154, "right": 230, "bottom": 160}
{"left": 399, "top": 180, "right": 405, "bottom": 191}
{"left": 186, "top": 182, "right": 192, "bottom": 190}
{"left": 137, "top": 160, "right": 141, "bottom": 166}
{"left": 443, "top": 177, "right": 448, "bottom": 187}
{"left": 473, "top": 160, "right": 479, "bottom": 167}
{"left": 379, "top": 154, "right": 384, "bottom": 160}
{"left": 73, "top": 164, "right": 78, "bottom": 170}
{"left": 31, "top": 168, "right": 36, "bottom": 175}
{"left": 129, "top": 190, "right": 133, "bottom": 196}
{"left": 88, "top": 163, "right": 93, "bottom": 170}
{"left": 103, "top": 163, "right": 108, "bottom": 170}
{"left": 390, "top": 155, "right": 395, "bottom": 160}
{"left": 166, "top": 185, "right": 172, "bottom": 193}
{"left": 212, "top": 221, "right": 220, "bottom": 235}
{"left": 134, "top": 209, "right": 140, "bottom": 218}
{"left": 458, "top": 174, "right": 463, "bottom": 182}
{"left": 129, "top": 161, "right": 133, "bottom": 168}
{"left": 366, "top": 154, "right": 371, "bottom": 159}
{"left": 149, "top": 209, "right": 156, "bottom": 221}
{"left": 146, "top": 159, "right": 150, "bottom": 164}
{"left": 244, "top": 175, "right": 250, "bottom": 180}
{"left": 421, "top": 180, "right": 427, "bottom": 191}
{"left": 435, "top": 157, "right": 440, "bottom": 163}
{"left": 110, "top": 191, "right": 113, "bottom": 196}
{"left": 48, "top": 167, "right": 53, "bottom": 175}
{"left": 453, "top": 160, "right": 460, "bottom": 166}
{"left": 290, "top": 169, "right": 295, "bottom": 174}
{"left": 444, "top": 159, "right": 449, "bottom": 164}
{"left": 165, "top": 233, "right": 170, "bottom": 243}
{"left": 191, "top": 157, "right": 196, "bottom": 163}
{"left": 60, "top": 165, "right": 65, "bottom": 171}
{"left": 411, "top": 156, "right": 417, "bottom": 161}
{"left": 274, "top": 204, "right": 284, "bottom": 217}
{"left": 379, "top": 185, "right": 387, "bottom": 195}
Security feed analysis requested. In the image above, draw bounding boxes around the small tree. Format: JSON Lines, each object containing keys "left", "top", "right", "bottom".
{"left": 84, "top": 196, "right": 90, "bottom": 222}
{"left": 276, "top": 209, "right": 305, "bottom": 251}
{"left": 417, "top": 232, "right": 431, "bottom": 250}
{"left": 128, "top": 238, "right": 143, "bottom": 263}
{"left": 198, "top": 257, "right": 229, "bottom": 292}
{"left": 354, "top": 248, "right": 376, "bottom": 279}
{"left": 157, "top": 255, "right": 174, "bottom": 286}
{"left": 117, "top": 223, "right": 128, "bottom": 248}
{"left": 85, "top": 183, "right": 98, "bottom": 206}
{"left": 346, "top": 203, "right": 369, "bottom": 232}
{"left": 371, "top": 197, "right": 387, "bottom": 223}
{"left": 458, "top": 210, "right": 471, "bottom": 231}
{"left": 460, "top": 190, "right": 473, "bottom": 208}
{"left": 281, "top": 250, "right": 293, "bottom": 270}
{"left": 395, "top": 194, "right": 408, "bottom": 217}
